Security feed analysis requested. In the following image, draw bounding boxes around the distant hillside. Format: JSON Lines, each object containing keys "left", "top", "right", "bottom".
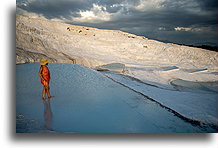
{"left": 185, "top": 45, "right": 217, "bottom": 52}
{"left": 155, "top": 39, "right": 217, "bottom": 52}
{"left": 16, "top": 15, "right": 217, "bottom": 71}
{"left": 173, "top": 43, "right": 217, "bottom": 52}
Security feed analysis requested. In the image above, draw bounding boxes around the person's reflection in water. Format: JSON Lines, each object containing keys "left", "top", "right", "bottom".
{"left": 43, "top": 99, "right": 53, "bottom": 130}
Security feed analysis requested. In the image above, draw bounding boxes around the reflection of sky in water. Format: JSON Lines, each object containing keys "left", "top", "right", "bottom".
{"left": 16, "top": 63, "right": 215, "bottom": 133}
{"left": 180, "top": 68, "right": 208, "bottom": 73}
{"left": 43, "top": 100, "right": 53, "bottom": 130}
{"left": 171, "top": 79, "right": 218, "bottom": 93}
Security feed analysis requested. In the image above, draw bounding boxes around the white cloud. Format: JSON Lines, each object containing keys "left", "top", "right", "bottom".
{"left": 72, "top": 4, "right": 112, "bottom": 23}
{"left": 158, "top": 27, "right": 166, "bottom": 31}
{"left": 174, "top": 27, "right": 192, "bottom": 31}
{"left": 174, "top": 26, "right": 212, "bottom": 32}
{"left": 133, "top": 0, "right": 166, "bottom": 11}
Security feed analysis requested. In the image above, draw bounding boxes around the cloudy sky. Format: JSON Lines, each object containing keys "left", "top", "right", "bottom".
{"left": 16, "top": 0, "right": 217, "bottom": 46}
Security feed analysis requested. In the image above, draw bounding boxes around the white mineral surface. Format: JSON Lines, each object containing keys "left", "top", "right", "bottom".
{"left": 16, "top": 15, "right": 217, "bottom": 127}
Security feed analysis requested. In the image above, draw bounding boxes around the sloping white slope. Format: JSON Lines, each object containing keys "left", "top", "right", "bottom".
{"left": 104, "top": 72, "right": 217, "bottom": 126}
{"left": 16, "top": 15, "right": 217, "bottom": 82}
{"left": 16, "top": 15, "right": 217, "bottom": 70}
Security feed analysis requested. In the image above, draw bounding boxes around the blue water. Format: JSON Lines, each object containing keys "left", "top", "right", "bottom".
{"left": 171, "top": 79, "right": 218, "bottom": 93}
{"left": 16, "top": 63, "right": 215, "bottom": 133}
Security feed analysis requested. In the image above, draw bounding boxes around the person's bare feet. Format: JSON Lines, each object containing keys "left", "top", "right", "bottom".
{"left": 42, "top": 97, "right": 46, "bottom": 100}
{"left": 48, "top": 96, "right": 54, "bottom": 99}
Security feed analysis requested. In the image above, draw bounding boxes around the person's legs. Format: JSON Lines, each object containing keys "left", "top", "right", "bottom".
{"left": 45, "top": 85, "right": 51, "bottom": 98}
{"left": 42, "top": 86, "right": 46, "bottom": 100}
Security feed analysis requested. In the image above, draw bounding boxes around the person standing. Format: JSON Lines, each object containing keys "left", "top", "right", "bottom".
{"left": 38, "top": 59, "right": 52, "bottom": 100}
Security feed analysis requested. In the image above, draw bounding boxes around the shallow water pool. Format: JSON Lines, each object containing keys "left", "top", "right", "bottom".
{"left": 16, "top": 63, "right": 216, "bottom": 133}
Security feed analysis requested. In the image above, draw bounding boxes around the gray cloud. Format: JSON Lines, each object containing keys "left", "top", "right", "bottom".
{"left": 17, "top": 0, "right": 217, "bottom": 46}
{"left": 17, "top": 0, "right": 92, "bottom": 19}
